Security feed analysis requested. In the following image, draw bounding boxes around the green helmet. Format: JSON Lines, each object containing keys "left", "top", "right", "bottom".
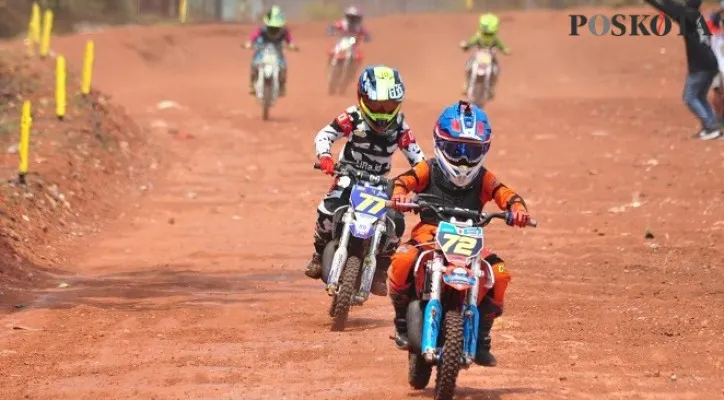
{"left": 263, "top": 5, "right": 286, "bottom": 28}
{"left": 479, "top": 13, "right": 499, "bottom": 35}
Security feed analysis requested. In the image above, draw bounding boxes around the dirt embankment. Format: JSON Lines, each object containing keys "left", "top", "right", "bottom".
{"left": 0, "top": 51, "right": 155, "bottom": 306}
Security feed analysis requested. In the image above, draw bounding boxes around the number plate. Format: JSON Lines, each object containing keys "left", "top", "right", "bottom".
{"left": 263, "top": 53, "right": 277, "bottom": 64}
{"left": 435, "top": 221, "right": 483, "bottom": 267}
{"left": 350, "top": 184, "right": 389, "bottom": 219}
{"left": 475, "top": 50, "right": 492, "bottom": 64}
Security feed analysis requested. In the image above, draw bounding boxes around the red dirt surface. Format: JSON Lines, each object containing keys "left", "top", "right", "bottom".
{"left": 1, "top": 8, "right": 723, "bottom": 399}
{"left": 0, "top": 51, "right": 156, "bottom": 306}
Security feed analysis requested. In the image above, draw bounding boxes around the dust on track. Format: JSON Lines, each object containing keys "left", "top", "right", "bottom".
{"left": 0, "top": 9, "right": 722, "bottom": 400}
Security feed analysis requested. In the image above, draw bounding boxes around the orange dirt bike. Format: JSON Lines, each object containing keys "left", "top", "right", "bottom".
{"left": 313, "top": 162, "right": 395, "bottom": 331}
{"left": 327, "top": 36, "right": 360, "bottom": 96}
{"left": 465, "top": 47, "right": 496, "bottom": 109}
{"left": 392, "top": 193, "right": 537, "bottom": 400}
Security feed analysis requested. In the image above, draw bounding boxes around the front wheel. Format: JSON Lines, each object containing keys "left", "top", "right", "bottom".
{"left": 472, "top": 77, "right": 487, "bottom": 108}
{"left": 327, "top": 62, "right": 341, "bottom": 96}
{"left": 331, "top": 256, "right": 361, "bottom": 331}
{"left": 262, "top": 78, "right": 273, "bottom": 121}
{"left": 434, "top": 311, "right": 464, "bottom": 400}
{"left": 339, "top": 59, "right": 357, "bottom": 95}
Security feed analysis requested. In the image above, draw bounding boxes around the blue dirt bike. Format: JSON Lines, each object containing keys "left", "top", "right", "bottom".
{"left": 395, "top": 193, "right": 537, "bottom": 400}
{"left": 313, "top": 162, "right": 395, "bottom": 332}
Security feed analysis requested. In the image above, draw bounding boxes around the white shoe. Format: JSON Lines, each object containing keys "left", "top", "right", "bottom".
{"left": 695, "top": 129, "right": 723, "bottom": 140}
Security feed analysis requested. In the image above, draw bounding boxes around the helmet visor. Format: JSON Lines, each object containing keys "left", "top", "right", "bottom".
{"left": 363, "top": 98, "right": 400, "bottom": 114}
{"left": 435, "top": 138, "right": 489, "bottom": 166}
{"left": 360, "top": 97, "right": 401, "bottom": 132}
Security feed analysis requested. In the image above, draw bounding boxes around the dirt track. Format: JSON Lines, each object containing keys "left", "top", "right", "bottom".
{"left": 1, "top": 9, "right": 723, "bottom": 400}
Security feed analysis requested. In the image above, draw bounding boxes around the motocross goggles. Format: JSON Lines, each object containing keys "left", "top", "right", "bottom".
{"left": 435, "top": 137, "right": 489, "bottom": 167}
{"left": 360, "top": 96, "right": 401, "bottom": 132}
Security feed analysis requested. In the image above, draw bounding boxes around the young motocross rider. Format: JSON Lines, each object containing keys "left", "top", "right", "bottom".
{"left": 388, "top": 101, "right": 531, "bottom": 366}
{"left": 328, "top": 5, "right": 371, "bottom": 43}
{"left": 305, "top": 65, "right": 426, "bottom": 297}
{"left": 243, "top": 6, "right": 299, "bottom": 96}
{"left": 460, "top": 13, "right": 511, "bottom": 98}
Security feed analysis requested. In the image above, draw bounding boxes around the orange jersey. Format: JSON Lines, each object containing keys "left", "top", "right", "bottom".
{"left": 393, "top": 158, "right": 527, "bottom": 219}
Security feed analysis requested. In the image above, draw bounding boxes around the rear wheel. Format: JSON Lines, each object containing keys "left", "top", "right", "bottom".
{"left": 408, "top": 351, "right": 433, "bottom": 390}
{"left": 434, "top": 311, "right": 464, "bottom": 400}
{"left": 331, "top": 256, "right": 361, "bottom": 331}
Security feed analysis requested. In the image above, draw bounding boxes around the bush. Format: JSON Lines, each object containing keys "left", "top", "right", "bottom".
{"left": 303, "top": 1, "right": 343, "bottom": 21}
{"left": 0, "top": 0, "right": 137, "bottom": 38}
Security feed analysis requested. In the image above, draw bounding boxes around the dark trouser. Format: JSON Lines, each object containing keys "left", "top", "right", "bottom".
{"left": 313, "top": 183, "right": 404, "bottom": 258}
{"left": 683, "top": 69, "right": 719, "bottom": 131}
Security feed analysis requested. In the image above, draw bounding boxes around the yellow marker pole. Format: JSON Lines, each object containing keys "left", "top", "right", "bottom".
{"left": 466, "top": 0, "right": 474, "bottom": 11}
{"left": 179, "top": 0, "right": 188, "bottom": 24}
{"left": 81, "top": 40, "right": 94, "bottom": 96}
{"left": 56, "top": 55, "right": 66, "bottom": 120}
{"left": 39, "top": 9, "right": 54, "bottom": 58}
{"left": 18, "top": 100, "right": 32, "bottom": 185}
{"left": 26, "top": 3, "right": 41, "bottom": 56}
{"left": 30, "top": 2, "right": 41, "bottom": 44}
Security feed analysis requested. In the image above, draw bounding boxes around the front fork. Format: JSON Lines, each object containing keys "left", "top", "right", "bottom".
{"left": 325, "top": 210, "right": 385, "bottom": 303}
{"left": 421, "top": 253, "right": 445, "bottom": 363}
{"left": 354, "top": 219, "right": 385, "bottom": 304}
{"left": 467, "top": 66, "right": 477, "bottom": 100}
{"left": 326, "top": 210, "right": 353, "bottom": 295}
{"left": 420, "top": 254, "right": 492, "bottom": 365}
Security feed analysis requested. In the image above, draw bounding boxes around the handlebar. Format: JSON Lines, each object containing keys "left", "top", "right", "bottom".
{"left": 386, "top": 198, "right": 538, "bottom": 228}
{"left": 313, "top": 162, "right": 392, "bottom": 188}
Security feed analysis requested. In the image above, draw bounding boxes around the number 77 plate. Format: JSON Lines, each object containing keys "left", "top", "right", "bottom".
{"left": 435, "top": 221, "right": 484, "bottom": 267}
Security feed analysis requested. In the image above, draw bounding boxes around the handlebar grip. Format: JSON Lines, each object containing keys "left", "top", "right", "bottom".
{"left": 385, "top": 200, "right": 419, "bottom": 209}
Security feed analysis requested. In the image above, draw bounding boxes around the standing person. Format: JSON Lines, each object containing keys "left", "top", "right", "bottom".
{"left": 644, "top": 0, "right": 723, "bottom": 140}
{"left": 706, "top": 1, "right": 724, "bottom": 120}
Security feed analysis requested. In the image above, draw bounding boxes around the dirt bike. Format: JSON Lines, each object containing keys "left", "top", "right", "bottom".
{"left": 313, "top": 162, "right": 394, "bottom": 332}
{"left": 394, "top": 193, "right": 537, "bottom": 400}
{"left": 327, "top": 36, "right": 359, "bottom": 96}
{"left": 252, "top": 43, "right": 282, "bottom": 121}
{"left": 710, "top": 73, "right": 724, "bottom": 123}
{"left": 466, "top": 48, "right": 496, "bottom": 109}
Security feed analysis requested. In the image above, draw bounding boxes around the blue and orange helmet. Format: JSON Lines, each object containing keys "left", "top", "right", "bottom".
{"left": 432, "top": 101, "right": 492, "bottom": 188}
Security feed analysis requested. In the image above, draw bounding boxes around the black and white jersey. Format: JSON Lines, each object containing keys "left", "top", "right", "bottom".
{"left": 314, "top": 105, "right": 425, "bottom": 175}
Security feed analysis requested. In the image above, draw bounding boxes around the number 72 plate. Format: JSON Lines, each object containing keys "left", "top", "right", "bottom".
{"left": 435, "top": 221, "right": 484, "bottom": 266}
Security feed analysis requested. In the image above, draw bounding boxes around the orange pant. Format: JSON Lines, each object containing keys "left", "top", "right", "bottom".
{"left": 387, "top": 223, "right": 511, "bottom": 311}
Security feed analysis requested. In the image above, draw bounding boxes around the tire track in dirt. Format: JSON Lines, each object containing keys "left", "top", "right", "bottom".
{"left": 1, "top": 10, "right": 723, "bottom": 400}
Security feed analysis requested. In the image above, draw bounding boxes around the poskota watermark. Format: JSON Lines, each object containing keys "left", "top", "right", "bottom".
{"left": 569, "top": 12, "right": 688, "bottom": 36}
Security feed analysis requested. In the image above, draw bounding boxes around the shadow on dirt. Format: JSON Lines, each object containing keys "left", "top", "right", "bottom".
{"left": 409, "top": 386, "right": 539, "bottom": 400}
{"left": 7, "top": 265, "right": 308, "bottom": 313}
{"left": 337, "top": 317, "right": 390, "bottom": 332}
